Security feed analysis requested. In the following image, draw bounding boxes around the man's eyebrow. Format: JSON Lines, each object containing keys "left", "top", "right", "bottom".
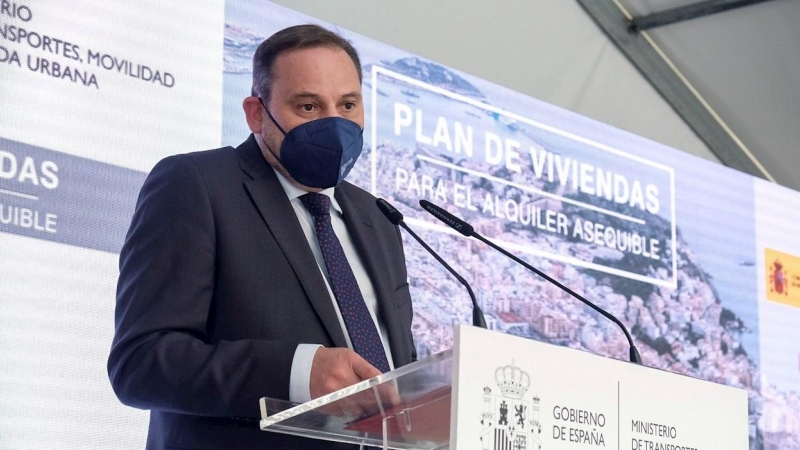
{"left": 288, "top": 92, "right": 321, "bottom": 101}
{"left": 286, "top": 91, "right": 362, "bottom": 101}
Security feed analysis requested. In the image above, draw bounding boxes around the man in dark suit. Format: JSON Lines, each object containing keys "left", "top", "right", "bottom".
{"left": 108, "top": 24, "right": 415, "bottom": 450}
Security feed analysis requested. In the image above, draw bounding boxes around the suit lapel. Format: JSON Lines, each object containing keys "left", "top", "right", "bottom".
{"left": 237, "top": 136, "right": 348, "bottom": 348}
{"left": 336, "top": 186, "right": 412, "bottom": 367}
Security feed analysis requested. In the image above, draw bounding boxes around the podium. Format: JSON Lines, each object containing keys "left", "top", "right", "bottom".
{"left": 259, "top": 325, "right": 749, "bottom": 449}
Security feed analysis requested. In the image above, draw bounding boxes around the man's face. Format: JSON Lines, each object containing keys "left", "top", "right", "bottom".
{"left": 253, "top": 46, "right": 364, "bottom": 190}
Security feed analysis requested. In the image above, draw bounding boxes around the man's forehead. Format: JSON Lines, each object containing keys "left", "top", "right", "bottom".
{"left": 272, "top": 46, "right": 359, "bottom": 77}
{"left": 269, "top": 48, "right": 362, "bottom": 101}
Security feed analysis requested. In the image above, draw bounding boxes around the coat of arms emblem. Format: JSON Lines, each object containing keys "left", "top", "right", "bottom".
{"left": 479, "top": 361, "right": 542, "bottom": 450}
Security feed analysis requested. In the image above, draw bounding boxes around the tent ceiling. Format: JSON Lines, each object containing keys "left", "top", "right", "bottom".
{"left": 601, "top": 0, "right": 800, "bottom": 190}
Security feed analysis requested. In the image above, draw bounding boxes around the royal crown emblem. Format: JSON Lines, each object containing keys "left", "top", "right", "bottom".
{"left": 495, "top": 362, "right": 530, "bottom": 399}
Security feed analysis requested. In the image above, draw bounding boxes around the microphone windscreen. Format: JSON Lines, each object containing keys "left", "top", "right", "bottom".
{"left": 376, "top": 198, "right": 404, "bottom": 225}
{"left": 419, "top": 200, "right": 474, "bottom": 237}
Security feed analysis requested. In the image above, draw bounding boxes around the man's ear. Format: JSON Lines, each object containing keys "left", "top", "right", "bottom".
{"left": 243, "top": 96, "right": 264, "bottom": 133}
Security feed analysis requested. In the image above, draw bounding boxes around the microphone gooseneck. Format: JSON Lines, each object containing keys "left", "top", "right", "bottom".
{"left": 419, "top": 199, "right": 642, "bottom": 365}
{"left": 376, "top": 198, "right": 487, "bottom": 329}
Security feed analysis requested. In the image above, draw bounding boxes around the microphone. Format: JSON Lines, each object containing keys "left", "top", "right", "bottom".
{"left": 376, "top": 198, "right": 487, "bottom": 329}
{"left": 419, "top": 199, "right": 642, "bottom": 365}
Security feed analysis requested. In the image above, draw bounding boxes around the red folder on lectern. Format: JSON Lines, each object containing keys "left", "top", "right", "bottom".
{"left": 344, "top": 385, "right": 451, "bottom": 442}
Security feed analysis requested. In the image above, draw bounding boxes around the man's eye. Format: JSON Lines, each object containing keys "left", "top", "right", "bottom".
{"left": 301, "top": 104, "right": 315, "bottom": 112}
{"left": 343, "top": 102, "right": 356, "bottom": 110}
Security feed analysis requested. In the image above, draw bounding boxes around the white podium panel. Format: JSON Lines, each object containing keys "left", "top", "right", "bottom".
{"left": 451, "top": 325, "right": 748, "bottom": 450}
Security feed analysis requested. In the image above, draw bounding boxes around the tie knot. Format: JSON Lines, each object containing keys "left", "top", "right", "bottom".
{"left": 300, "top": 193, "right": 331, "bottom": 218}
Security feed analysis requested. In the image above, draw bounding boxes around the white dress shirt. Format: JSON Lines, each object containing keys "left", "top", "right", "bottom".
{"left": 271, "top": 170, "right": 395, "bottom": 403}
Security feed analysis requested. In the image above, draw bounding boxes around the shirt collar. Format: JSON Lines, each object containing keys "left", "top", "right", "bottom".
{"left": 272, "top": 167, "right": 343, "bottom": 214}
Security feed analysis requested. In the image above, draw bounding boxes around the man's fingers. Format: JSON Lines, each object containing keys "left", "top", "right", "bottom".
{"left": 377, "top": 382, "right": 401, "bottom": 406}
{"left": 329, "top": 397, "right": 362, "bottom": 417}
{"left": 309, "top": 347, "right": 398, "bottom": 418}
{"left": 350, "top": 354, "right": 381, "bottom": 381}
{"left": 310, "top": 348, "right": 382, "bottom": 401}
{"left": 347, "top": 353, "right": 400, "bottom": 411}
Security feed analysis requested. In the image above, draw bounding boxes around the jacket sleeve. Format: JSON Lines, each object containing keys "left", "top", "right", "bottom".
{"left": 107, "top": 154, "right": 295, "bottom": 418}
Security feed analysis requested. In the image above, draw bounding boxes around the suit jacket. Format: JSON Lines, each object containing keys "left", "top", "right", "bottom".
{"left": 109, "top": 135, "right": 416, "bottom": 450}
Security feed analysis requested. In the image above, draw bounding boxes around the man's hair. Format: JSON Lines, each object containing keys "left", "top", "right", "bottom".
{"left": 251, "top": 24, "right": 362, "bottom": 100}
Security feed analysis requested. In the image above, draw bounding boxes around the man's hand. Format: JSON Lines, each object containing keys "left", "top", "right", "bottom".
{"left": 309, "top": 347, "right": 400, "bottom": 418}
{"left": 309, "top": 347, "right": 380, "bottom": 399}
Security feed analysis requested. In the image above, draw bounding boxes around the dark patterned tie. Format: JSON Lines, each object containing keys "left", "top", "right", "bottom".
{"left": 300, "top": 193, "right": 391, "bottom": 373}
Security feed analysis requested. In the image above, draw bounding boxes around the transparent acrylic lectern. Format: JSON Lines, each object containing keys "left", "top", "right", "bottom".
{"left": 259, "top": 349, "right": 453, "bottom": 450}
